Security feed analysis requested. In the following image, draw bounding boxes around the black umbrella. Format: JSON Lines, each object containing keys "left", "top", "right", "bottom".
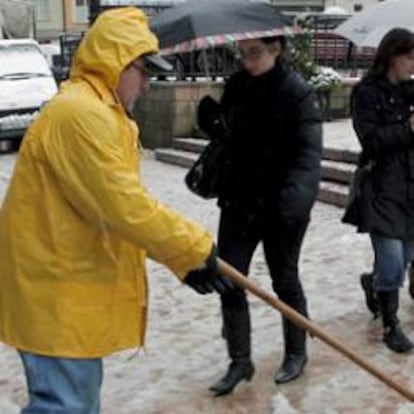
{"left": 151, "top": 0, "right": 299, "bottom": 55}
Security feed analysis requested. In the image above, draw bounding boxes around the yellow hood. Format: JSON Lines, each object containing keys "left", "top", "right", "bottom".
{"left": 70, "top": 7, "right": 159, "bottom": 90}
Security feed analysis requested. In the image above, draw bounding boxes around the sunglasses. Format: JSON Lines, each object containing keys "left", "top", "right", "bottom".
{"left": 131, "top": 61, "right": 152, "bottom": 78}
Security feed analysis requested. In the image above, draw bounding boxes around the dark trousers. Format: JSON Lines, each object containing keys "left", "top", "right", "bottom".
{"left": 218, "top": 208, "right": 309, "bottom": 359}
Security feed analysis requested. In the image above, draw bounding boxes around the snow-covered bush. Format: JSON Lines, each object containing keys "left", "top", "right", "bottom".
{"left": 309, "top": 66, "right": 342, "bottom": 92}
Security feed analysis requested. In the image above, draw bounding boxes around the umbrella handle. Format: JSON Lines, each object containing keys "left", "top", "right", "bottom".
{"left": 217, "top": 258, "right": 414, "bottom": 402}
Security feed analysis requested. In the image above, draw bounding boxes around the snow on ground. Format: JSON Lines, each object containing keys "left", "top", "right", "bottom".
{"left": 1, "top": 122, "right": 414, "bottom": 413}
{"left": 272, "top": 394, "right": 299, "bottom": 414}
{"left": 0, "top": 399, "right": 19, "bottom": 414}
{"left": 323, "top": 119, "right": 361, "bottom": 152}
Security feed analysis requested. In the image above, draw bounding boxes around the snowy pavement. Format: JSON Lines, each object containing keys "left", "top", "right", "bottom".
{"left": 323, "top": 119, "right": 361, "bottom": 153}
{"left": 1, "top": 121, "right": 414, "bottom": 413}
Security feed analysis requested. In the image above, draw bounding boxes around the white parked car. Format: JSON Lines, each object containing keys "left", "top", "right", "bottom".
{"left": 0, "top": 39, "right": 58, "bottom": 141}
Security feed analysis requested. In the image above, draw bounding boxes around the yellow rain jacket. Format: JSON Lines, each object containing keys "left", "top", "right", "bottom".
{"left": 0, "top": 8, "right": 213, "bottom": 358}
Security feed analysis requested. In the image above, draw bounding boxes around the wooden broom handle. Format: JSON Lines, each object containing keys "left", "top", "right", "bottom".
{"left": 217, "top": 258, "right": 414, "bottom": 402}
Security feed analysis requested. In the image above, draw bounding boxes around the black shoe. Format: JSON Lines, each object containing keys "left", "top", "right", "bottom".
{"left": 210, "top": 359, "right": 255, "bottom": 397}
{"left": 383, "top": 325, "right": 414, "bottom": 353}
{"left": 360, "top": 273, "right": 380, "bottom": 318}
{"left": 274, "top": 353, "right": 307, "bottom": 384}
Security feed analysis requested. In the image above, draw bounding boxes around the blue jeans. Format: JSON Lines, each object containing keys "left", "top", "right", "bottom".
{"left": 19, "top": 351, "right": 103, "bottom": 414}
{"left": 370, "top": 233, "right": 414, "bottom": 291}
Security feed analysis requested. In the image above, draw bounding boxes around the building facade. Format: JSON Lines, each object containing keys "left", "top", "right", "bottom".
{"left": 64, "top": 0, "right": 89, "bottom": 31}
{"left": 271, "top": 0, "right": 325, "bottom": 12}
{"left": 34, "top": 0, "right": 88, "bottom": 40}
{"left": 32, "top": 0, "right": 387, "bottom": 41}
{"left": 323, "top": 0, "right": 385, "bottom": 13}
{"left": 34, "top": 0, "right": 64, "bottom": 40}
{"left": 270, "top": 0, "right": 386, "bottom": 13}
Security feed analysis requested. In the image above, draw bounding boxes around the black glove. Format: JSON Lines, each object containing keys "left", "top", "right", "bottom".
{"left": 197, "top": 95, "right": 228, "bottom": 142}
{"left": 185, "top": 244, "right": 235, "bottom": 295}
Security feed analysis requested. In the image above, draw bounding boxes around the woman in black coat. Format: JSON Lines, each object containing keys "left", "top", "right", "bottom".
{"left": 346, "top": 29, "right": 414, "bottom": 353}
{"left": 209, "top": 36, "right": 322, "bottom": 397}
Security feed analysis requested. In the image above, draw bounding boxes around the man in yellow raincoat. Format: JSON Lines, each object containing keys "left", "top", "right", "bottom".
{"left": 0, "top": 7, "right": 233, "bottom": 413}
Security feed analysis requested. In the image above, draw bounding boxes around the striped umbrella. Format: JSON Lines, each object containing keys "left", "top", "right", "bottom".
{"left": 151, "top": 0, "right": 300, "bottom": 55}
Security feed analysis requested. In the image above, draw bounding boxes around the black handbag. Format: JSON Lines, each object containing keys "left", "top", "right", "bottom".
{"left": 184, "top": 139, "right": 223, "bottom": 199}
{"left": 184, "top": 96, "right": 227, "bottom": 199}
{"left": 342, "top": 159, "right": 374, "bottom": 226}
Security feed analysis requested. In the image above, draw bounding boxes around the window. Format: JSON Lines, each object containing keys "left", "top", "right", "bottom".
{"left": 35, "top": 0, "right": 50, "bottom": 21}
{"left": 74, "top": 0, "right": 89, "bottom": 23}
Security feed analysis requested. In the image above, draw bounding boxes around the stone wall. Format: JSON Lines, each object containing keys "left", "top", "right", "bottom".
{"left": 331, "top": 78, "right": 359, "bottom": 118}
{"left": 133, "top": 78, "right": 358, "bottom": 149}
{"left": 133, "top": 81, "right": 223, "bottom": 149}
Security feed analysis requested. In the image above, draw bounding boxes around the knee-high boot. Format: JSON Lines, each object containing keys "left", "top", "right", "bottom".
{"left": 274, "top": 297, "right": 308, "bottom": 384}
{"left": 408, "top": 264, "right": 414, "bottom": 300}
{"left": 360, "top": 272, "right": 380, "bottom": 318}
{"left": 210, "top": 302, "right": 255, "bottom": 397}
{"left": 377, "top": 290, "right": 413, "bottom": 353}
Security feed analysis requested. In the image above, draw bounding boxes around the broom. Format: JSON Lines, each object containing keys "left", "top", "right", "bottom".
{"left": 217, "top": 258, "right": 414, "bottom": 402}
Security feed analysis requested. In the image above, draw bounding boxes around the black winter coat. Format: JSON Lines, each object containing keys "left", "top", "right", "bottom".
{"left": 217, "top": 63, "right": 322, "bottom": 223}
{"left": 351, "top": 77, "right": 414, "bottom": 240}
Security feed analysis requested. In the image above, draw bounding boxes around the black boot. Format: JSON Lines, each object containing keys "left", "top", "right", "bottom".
{"left": 360, "top": 273, "right": 380, "bottom": 318}
{"left": 210, "top": 358, "right": 254, "bottom": 397}
{"left": 377, "top": 290, "right": 413, "bottom": 353}
{"left": 408, "top": 264, "right": 414, "bottom": 300}
{"left": 274, "top": 317, "right": 307, "bottom": 384}
{"left": 274, "top": 298, "right": 308, "bottom": 384}
{"left": 210, "top": 305, "right": 255, "bottom": 397}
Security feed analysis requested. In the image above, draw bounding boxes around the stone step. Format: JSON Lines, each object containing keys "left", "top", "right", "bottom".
{"left": 321, "top": 159, "right": 356, "bottom": 185}
{"left": 318, "top": 181, "right": 349, "bottom": 208}
{"left": 167, "top": 144, "right": 357, "bottom": 185}
{"left": 155, "top": 148, "right": 351, "bottom": 208}
{"left": 154, "top": 148, "right": 197, "bottom": 168}
{"left": 173, "top": 137, "right": 208, "bottom": 154}
{"left": 322, "top": 147, "right": 359, "bottom": 164}
{"left": 173, "top": 137, "right": 360, "bottom": 165}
